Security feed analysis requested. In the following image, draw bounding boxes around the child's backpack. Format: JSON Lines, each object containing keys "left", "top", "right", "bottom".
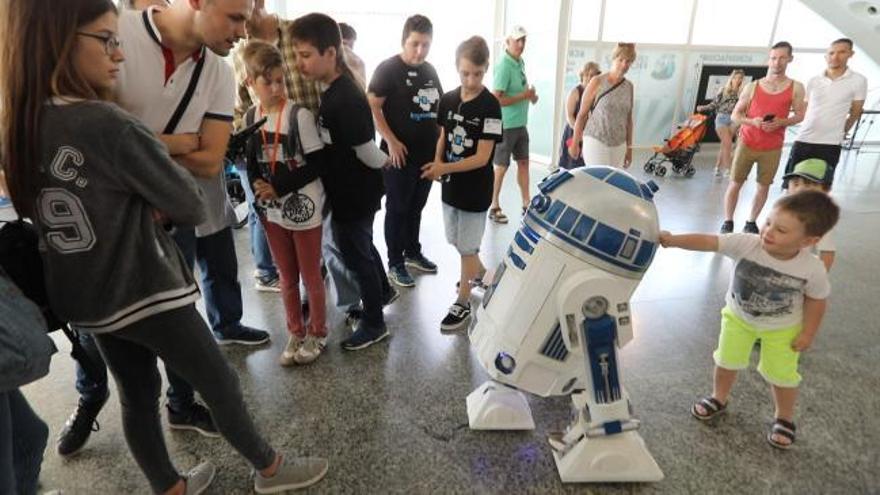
{"left": 244, "top": 102, "right": 305, "bottom": 167}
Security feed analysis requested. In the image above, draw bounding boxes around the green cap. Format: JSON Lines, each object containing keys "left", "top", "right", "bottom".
{"left": 783, "top": 158, "right": 830, "bottom": 185}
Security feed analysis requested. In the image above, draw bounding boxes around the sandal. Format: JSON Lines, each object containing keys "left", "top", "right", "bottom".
{"left": 488, "top": 207, "right": 508, "bottom": 224}
{"left": 767, "top": 418, "right": 796, "bottom": 450}
{"left": 691, "top": 396, "right": 727, "bottom": 421}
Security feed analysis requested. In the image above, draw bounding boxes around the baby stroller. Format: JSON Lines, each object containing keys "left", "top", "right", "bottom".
{"left": 644, "top": 113, "right": 708, "bottom": 177}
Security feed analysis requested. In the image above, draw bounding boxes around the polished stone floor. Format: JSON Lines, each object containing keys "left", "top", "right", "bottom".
{"left": 21, "top": 147, "right": 880, "bottom": 494}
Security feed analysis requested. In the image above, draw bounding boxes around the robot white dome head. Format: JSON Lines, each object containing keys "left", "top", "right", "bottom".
{"left": 524, "top": 166, "right": 660, "bottom": 280}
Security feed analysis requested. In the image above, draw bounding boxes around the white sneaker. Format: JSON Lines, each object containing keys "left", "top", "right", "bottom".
{"left": 279, "top": 335, "right": 304, "bottom": 367}
{"left": 254, "top": 456, "right": 328, "bottom": 493}
{"left": 183, "top": 461, "right": 216, "bottom": 495}
{"left": 293, "top": 335, "right": 324, "bottom": 365}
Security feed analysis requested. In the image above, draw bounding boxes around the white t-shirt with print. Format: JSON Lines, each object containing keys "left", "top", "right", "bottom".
{"left": 719, "top": 233, "right": 830, "bottom": 330}
{"left": 256, "top": 102, "right": 325, "bottom": 231}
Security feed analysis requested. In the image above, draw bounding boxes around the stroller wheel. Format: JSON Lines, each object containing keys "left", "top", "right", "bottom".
{"left": 644, "top": 161, "right": 655, "bottom": 173}
{"left": 685, "top": 167, "right": 696, "bottom": 178}
{"left": 655, "top": 165, "right": 667, "bottom": 177}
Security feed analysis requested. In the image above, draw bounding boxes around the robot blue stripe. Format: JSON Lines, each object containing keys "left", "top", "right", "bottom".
{"left": 514, "top": 232, "right": 535, "bottom": 254}
{"left": 603, "top": 421, "right": 623, "bottom": 435}
{"left": 525, "top": 212, "right": 647, "bottom": 274}
{"left": 588, "top": 223, "right": 626, "bottom": 259}
{"left": 639, "top": 183, "right": 654, "bottom": 200}
{"left": 572, "top": 215, "right": 596, "bottom": 242}
{"left": 634, "top": 240, "right": 656, "bottom": 267}
{"left": 629, "top": 228, "right": 641, "bottom": 236}
{"left": 556, "top": 207, "right": 580, "bottom": 233}
{"left": 605, "top": 172, "right": 643, "bottom": 199}
{"left": 584, "top": 166, "right": 614, "bottom": 180}
{"left": 537, "top": 169, "right": 573, "bottom": 194}
{"left": 508, "top": 251, "right": 527, "bottom": 270}
{"left": 521, "top": 224, "right": 541, "bottom": 243}
{"left": 540, "top": 324, "right": 569, "bottom": 361}
{"left": 545, "top": 200, "right": 566, "bottom": 224}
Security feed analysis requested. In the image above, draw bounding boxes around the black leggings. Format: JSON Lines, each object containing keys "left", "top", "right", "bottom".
{"left": 93, "top": 305, "right": 275, "bottom": 493}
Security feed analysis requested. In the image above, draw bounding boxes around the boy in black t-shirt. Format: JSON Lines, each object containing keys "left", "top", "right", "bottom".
{"left": 291, "top": 14, "right": 396, "bottom": 351}
{"left": 422, "top": 36, "right": 503, "bottom": 332}
{"left": 368, "top": 15, "right": 443, "bottom": 288}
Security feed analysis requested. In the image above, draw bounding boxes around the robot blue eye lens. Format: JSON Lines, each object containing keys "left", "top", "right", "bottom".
{"left": 494, "top": 352, "right": 516, "bottom": 374}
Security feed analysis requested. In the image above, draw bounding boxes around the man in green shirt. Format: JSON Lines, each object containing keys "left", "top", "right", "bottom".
{"left": 489, "top": 25, "right": 538, "bottom": 224}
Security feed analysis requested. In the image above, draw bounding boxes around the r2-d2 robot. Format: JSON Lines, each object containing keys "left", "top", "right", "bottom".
{"left": 467, "top": 166, "right": 663, "bottom": 482}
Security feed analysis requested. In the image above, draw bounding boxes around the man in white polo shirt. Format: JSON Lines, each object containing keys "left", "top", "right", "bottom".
{"left": 783, "top": 38, "right": 867, "bottom": 188}
{"left": 110, "top": 0, "right": 271, "bottom": 433}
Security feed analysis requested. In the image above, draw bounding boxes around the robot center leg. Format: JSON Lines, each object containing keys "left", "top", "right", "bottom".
{"left": 466, "top": 380, "right": 536, "bottom": 431}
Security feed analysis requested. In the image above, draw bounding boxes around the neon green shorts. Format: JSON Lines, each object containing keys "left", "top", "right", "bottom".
{"left": 712, "top": 306, "right": 802, "bottom": 387}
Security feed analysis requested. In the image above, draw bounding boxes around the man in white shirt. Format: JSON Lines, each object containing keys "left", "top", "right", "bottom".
{"left": 782, "top": 38, "right": 867, "bottom": 189}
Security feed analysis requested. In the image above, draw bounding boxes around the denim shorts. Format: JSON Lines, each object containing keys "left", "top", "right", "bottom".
{"left": 715, "top": 113, "right": 733, "bottom": 128}
{"left": 442, "top": 203, "right": 487, "bottom": 255}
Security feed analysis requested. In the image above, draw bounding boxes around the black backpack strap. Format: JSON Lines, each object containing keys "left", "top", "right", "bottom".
{"left": 590, "top": 78, "right": 626, "bottom": 112}
{"left": 162, "top": 49, "right": 207, "bottom": 135}
{"left": 286, "top": 102, "right": 305, "bottom": 158}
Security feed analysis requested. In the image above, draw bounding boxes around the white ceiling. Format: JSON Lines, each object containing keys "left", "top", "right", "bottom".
{"left": 801, "top": 0, "right": 880, "bottom": 63}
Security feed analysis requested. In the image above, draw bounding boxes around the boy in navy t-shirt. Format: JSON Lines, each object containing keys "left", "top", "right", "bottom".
{"left": 291, "top": 14, "right": 396, "bottom": 350}
{"left": 422, "top": 36, "right": 502, "bottom": 332}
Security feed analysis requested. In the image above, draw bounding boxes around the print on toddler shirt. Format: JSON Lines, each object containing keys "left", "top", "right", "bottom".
{"left": 731, "top": 259, "right": 807, "bottom": 318}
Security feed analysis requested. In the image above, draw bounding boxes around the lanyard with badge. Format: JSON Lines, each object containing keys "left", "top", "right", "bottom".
{"left": 258, "top": 98, "right": 286, "bottom": 176}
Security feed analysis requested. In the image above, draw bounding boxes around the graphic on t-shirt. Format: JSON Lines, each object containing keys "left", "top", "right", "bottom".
{"left": 446, "top": 114, "right": 474, "bottom": 159}
{"left": 731, "top": 259, "right": 807, "bottom": 318}
{"left": 281, "top": 193, "right": 315, "bottom": 223}
{"left": 411, "top": 87, "right": 440, "bottom": 121}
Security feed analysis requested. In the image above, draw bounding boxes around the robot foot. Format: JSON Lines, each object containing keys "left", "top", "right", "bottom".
{"left": 466, "top": 381, "right": 535, "bottom": 430}
{"left": 552, "top": 431, "right": 664, "bottom": 482}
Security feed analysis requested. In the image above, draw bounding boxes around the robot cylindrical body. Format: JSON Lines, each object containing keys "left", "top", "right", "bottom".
{"left": 469, "top": 166, "right": 660, "bottom": 399}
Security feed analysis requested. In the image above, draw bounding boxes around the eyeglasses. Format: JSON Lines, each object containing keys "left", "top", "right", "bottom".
{"left": 76, "top": 32, "right": 121, "bottom": 56}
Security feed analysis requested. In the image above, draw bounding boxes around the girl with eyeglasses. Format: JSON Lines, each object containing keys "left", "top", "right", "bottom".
{"left": 0, "top": 1, "right": 327, "bottom": 493}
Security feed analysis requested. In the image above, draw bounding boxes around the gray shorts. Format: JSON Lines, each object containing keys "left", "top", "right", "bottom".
{"left": 493, "top": 126, "right": 530, "bottom": 167}
{"left": 443, "top": 203, "right": 487, "bottom": 255}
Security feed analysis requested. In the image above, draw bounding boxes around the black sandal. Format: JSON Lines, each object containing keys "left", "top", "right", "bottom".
{"left": 767, "top": 418, "right": 796, "bottom": 450}
{"left": 691, "top": 396, "right": 727, "bottom": 421}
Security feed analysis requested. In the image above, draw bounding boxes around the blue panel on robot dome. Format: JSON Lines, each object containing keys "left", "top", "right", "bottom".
{"left": 571, "top": 215, "right": 596, "bottom": 242}
{"left": 584, "top": 166, "right": 614, "bottom": 180}
{"left": 620, "top": 237, "right": 638, "bottom": 260}
{"left": 545, "top": 200, "right": 566, "bottom": 224}
{"left": 514, "top": 231, "right": 535, "bottom": 254}
{"left": 508, "top": 251, "right": 527, "bottom": 270}
{"left": 639, "top": 183, "right": 655, "bottom": 201}
{"left": 521, "top": 223, "right": 541, "bottom": 244}
{"left": 556, "top": 207, "right": 580, "bottom": 233}
{"left": 605, "top": 172, "right": 643, "bottom": 199}
{"left": 634, "top": 240, "right": 656, "bottom": 267}
{"left": 537, "top": 169, "right": 573, "bottom": 194}
{"left": 587, "top": 223, "right": 626, "bottom": 258}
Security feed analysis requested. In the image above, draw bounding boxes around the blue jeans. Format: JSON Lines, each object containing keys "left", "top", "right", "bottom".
{"left": 172, "top": 226, "right": 244, "bottom": 337}
{"left": 332, "top": 213, "right": 392, "bottom": 329}
{"left": 234, "top": 163, "right": 277, "bottom": 279}
{"left": 75, "top": 330, "right": 195, "bottom": 412}
{"left": 0, "top": 390, "right": 48, "bottom": 495}
{"left": 383, "top": 164, "right": 433, "bottom": 267}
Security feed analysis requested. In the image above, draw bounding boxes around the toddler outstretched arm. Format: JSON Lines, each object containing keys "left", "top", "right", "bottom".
{"left": 792, "top": 296, "right": 827, "bottom": 352}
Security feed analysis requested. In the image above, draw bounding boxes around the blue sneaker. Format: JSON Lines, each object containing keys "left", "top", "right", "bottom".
{"left": 214, "top": 325, "right": 270, "bottom": 346}
{"left": 0, "top": 197, "right": 11, "bottom": 209}
{"left": 387, "top": 264, "right": 415, "bottom": 287}
{"left": 404, "top": 253, "right": 438, "bottom": 273}
{"left": 340, "top": 324, "right": 389, "bottom": 351}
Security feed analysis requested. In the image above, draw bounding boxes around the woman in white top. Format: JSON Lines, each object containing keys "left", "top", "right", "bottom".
{"left": 568, "top": 43, "right": 636, "bottom": 168}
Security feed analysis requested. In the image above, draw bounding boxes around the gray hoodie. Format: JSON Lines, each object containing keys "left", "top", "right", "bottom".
{"left": 33, "top": 100, "right": 206, "bottom": 333}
